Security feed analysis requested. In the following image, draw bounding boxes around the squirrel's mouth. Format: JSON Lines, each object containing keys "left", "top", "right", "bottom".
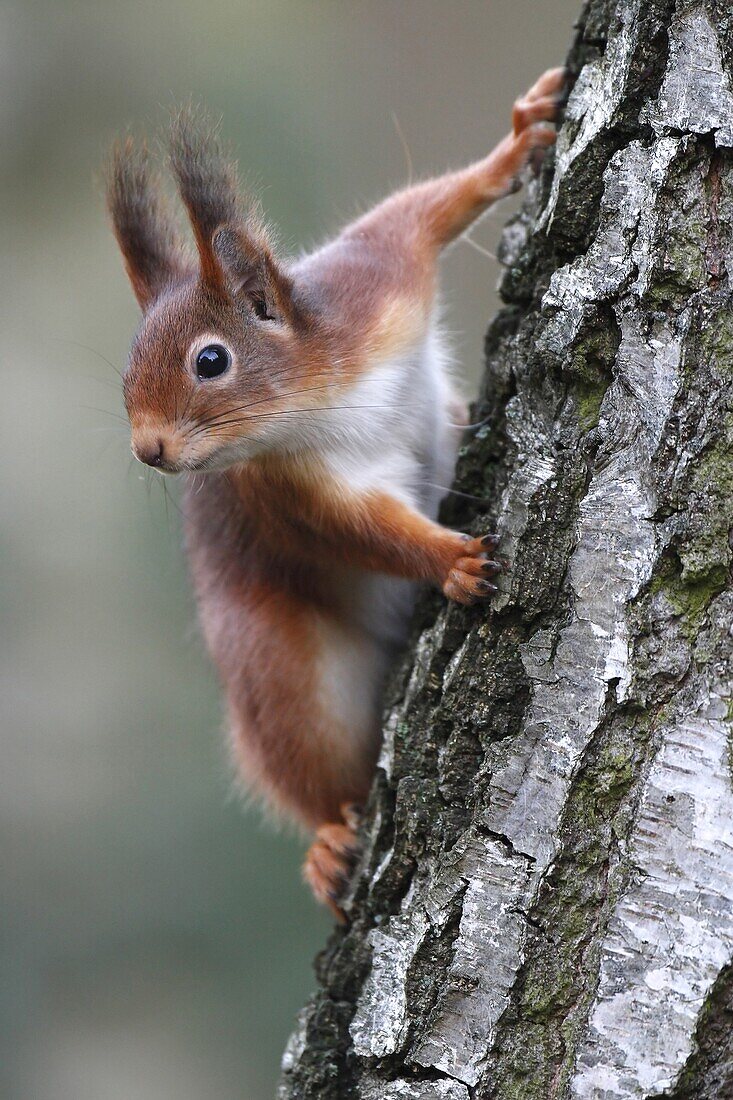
{"left": 179, "top": 456, "right": 223, "bottom": 474}
{"left": 140, "top": 460, "right": 179, "bottom": 476}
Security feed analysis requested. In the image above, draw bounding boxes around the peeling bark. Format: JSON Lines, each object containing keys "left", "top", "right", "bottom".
{"left": 278, "top": 2, "right": 733, "bottom": 1097}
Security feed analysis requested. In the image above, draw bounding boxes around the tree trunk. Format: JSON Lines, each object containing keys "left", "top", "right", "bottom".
{"left": 278, "top": 2, "right": 733, "bottom": 1097}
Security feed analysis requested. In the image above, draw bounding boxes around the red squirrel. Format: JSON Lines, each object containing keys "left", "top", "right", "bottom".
{"left": 107, "top": 68, "right": 563, "bottom": 919}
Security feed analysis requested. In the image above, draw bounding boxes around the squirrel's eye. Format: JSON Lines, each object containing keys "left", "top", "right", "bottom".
{"left": 196, "top": 344, "right": 231, "bottom": 380}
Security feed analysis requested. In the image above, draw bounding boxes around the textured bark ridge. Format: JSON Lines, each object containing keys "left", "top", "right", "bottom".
{"left": 279, "top": 2, "right": 733, "bottom": 1097}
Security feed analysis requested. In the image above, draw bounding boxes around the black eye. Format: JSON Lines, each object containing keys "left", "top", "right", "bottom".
{"left": 195, "top": 344, "right": 231, "bottom": 379}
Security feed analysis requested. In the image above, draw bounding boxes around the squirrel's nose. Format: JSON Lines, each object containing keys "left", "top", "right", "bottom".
{"left": 138, "top": 440, "right": 165, "bottom": 468}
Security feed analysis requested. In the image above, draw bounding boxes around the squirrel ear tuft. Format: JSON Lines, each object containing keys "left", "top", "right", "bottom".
{"left": 168, "top": 106, "right": 240, "bottom": 292}
{"left": 212, "top": 222, "right": 297, "bottom": 325}
{"left": 106, "top": 137, "right": 186, "bottom": 310}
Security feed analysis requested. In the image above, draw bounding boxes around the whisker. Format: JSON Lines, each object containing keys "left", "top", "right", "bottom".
{"left": 141, "top": 467, "right": 153, "bottom": 500}
{"left": 421, "top": 481, "right": 490, "bottom": 504}
{"left": 62, "top": 339, "right": 125, "bottom": 380}
{"left": 160, "top": 476, "right": 171, "bottom": 525}
{"left": 79, "top": 404, "right": 129, "bottom": 423}
{"left": 390, "top": 109, "right": 414, "bottom": 185}
{"left": 188, "top": 403, "right": 406, "bottom": 440}
{"left": 155, "top": 476, "right": 185, "bottom": 527}
{"left": 87, "top": 433, "right": 129, "bottom": 463}
{"left": 84, "top": 425, "right": 130, "bottom": 436}
{"left": 165, "top": 478, "right": 185, "bottom": 520}
{"left": 179, "top": 378, "right": 195, "bottom": 424}
{"left": 209, "top": 363, "right": 403, "bottom": 417}
{"left": 462, "top": 234, "right": 497, "bottom": 262}
{"left": 188, "top": 374, "right": 400, "bottom": 433}
{"left": 455, "top": 415, "right": 491, "bottom": 432}
{"left": 78, "top": 372, "right": 124, "bottom": 392}
{"left": 188, "top": 373, "right": 357, "bottom": 430}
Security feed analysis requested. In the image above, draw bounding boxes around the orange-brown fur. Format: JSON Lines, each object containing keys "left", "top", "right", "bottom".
{"left": 108, "top": 71, "right": 564, "bottom": 918}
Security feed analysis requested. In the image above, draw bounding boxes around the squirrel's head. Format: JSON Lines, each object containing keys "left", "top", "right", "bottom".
{"left": 107, "top": 112, "right": 316, "bottom": 474}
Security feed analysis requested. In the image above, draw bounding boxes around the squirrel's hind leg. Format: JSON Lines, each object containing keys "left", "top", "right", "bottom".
{"left": 223, "top": 587, "right": 384, "bottom": 914}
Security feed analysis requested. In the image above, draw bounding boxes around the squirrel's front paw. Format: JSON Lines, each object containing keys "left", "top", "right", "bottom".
{"left": 442, "top": 533, "right": 504, "bottom": 606}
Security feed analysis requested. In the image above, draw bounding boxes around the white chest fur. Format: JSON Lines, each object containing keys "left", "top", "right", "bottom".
{"left": 320, "top": 322, "right": 459, "bottom": 520}
{"left": 317, "top": 321, "right": 463, "bottom": 647}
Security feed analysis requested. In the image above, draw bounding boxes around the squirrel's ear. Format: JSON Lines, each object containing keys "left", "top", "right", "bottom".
{"left": 212, "top": 223, "right": 297, "bottom": 325}
{"left": 106, "top": 138, "right": 185, "bottom": 310}
{"left": 168, "top": 107, "right": 239, "bottom": 293}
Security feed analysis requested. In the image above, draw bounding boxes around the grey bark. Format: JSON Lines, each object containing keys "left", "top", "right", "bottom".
{"left": 278, "top": 2, "right": 733, "bottom": 1097}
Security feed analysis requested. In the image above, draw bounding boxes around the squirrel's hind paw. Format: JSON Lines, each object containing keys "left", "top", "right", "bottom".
{"left": 303, "top": 812, "right": 362, "bottom": 922}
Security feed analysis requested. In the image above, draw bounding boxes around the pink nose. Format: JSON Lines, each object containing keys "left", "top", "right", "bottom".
{"left": 136, "top": 440, "right": 165, "bottom": 467}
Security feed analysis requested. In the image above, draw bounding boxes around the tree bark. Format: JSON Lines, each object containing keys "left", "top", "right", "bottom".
{"left": 278, "top": 2, "right": 733, "bottom": 1097}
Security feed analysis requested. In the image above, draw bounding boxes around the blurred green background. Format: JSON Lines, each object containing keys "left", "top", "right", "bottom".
{"left": 0, "top": 2, "right": 577, "bottom": 1097}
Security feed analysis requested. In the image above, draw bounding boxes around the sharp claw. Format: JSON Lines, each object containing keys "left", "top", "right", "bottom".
{"left": 478, "top": 580, "right": 498, "bottom": 593}
{"left": 481, "top": 560, "right": 502, "bottom": 573}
